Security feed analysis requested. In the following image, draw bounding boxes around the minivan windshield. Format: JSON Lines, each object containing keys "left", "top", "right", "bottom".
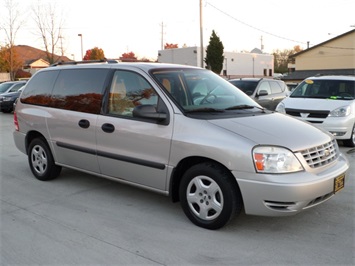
{"left": 152, "top": 68, "right": 262, "bottom": 113}
{"left": 291, "top": 79, "right": 355, "bottom": 100}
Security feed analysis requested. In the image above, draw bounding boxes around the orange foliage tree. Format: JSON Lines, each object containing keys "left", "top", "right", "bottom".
{"left": 120, "top": 52, "right": 137, "bottom": 62}
{"left": 83, "top": 47, "right": 105, "bottom": 60}
{"left": 164, "top": 43, "right": 178, "bottom": 49}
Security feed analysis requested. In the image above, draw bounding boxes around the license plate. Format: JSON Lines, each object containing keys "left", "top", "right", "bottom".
{"left": 334, "top": 173, "right": 345, "bottom": 193}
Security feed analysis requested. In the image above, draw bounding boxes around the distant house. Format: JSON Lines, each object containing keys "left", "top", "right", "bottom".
{"left": 13, "top": 45, "right": 72, "bottom": 75}
{"left": 283, "top": 29, "right": 355, "bottom": 82}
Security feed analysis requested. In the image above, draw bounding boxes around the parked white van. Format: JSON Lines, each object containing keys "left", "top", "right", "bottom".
{"left": 276, "top": 75, "right": 355, "bottom": 147}
{"left": 13, "top": 62, "right": 349, "bottom": 229}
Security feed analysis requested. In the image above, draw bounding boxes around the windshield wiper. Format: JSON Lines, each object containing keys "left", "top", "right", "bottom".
{"left": 329, "top": 95, "right": 354, "bottom": 100}
{"left": 225, "top": 105, "right": 265, "bottom": 112}
{"left": 185, "top": 107, "right": 225, "bottom": 113}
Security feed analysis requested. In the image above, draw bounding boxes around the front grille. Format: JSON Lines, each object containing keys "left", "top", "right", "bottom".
{"left": 300, "top": 139, "right": 339, "bottom": 168}
{"left": 285, "top": 108, "right": 329, "bottom": 119}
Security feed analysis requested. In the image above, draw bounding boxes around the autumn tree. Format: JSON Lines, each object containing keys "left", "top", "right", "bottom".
{"left": 0, "top": 45, "right": 11, "bottom": 73}
{"left": 273, "top": 45, "right": 303, "bottom": 73}
{"left": 164, "top": 43, "right": 178, "bottom": 49}
{"left": 0, "top": 44, "right": 22, "bottom": 78}
{"left": 204, "top": 30, "right": 224, "bottom": 74}
{"left": 120, "top": 52, "right": 137, "bottom": 62}
{"left": 83, "top": 47, "right": 105, "bottom": 60}
{"left": 1, "top": 0, "right": 24, "bottom": 80}
{"left": 32, "top": 1, "right": 65, "bottom": 64}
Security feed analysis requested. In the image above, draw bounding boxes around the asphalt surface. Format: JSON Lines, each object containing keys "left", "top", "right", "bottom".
{"left": 1, "top": 112, "right": 354, "bottom": 266}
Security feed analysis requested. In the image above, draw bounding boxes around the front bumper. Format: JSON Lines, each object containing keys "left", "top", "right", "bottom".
{"left": 233, "top": 152, "right": 349, "bottom": 216}
{"left": 0, "top": 100, "right": 15, "bottom": 111}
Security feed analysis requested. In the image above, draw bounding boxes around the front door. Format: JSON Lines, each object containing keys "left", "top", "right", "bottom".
{"left": 96, "top": 70, "right": 173, "bottom": 191}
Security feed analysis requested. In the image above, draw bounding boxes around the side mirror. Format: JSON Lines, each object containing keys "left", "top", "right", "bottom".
{"left": 258, "top": 90, "right": 268, "bottom": 96}
{"left": 133, "top": 104, "right": 167, "bottom": 122}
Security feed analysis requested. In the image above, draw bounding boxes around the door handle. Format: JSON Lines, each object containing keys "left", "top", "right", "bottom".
{"left": 101, "top": 123, "right": 115, "bottom": 133}
{"left": 78, "top": 119, "right": 90, "bottom": 128}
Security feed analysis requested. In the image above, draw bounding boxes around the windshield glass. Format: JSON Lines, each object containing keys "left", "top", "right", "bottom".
{"left": 291, "top": 79, "right": 355, "bottom": 100}
{"left": 151, "top": 68, "right": 261, "bottom": 113}
{"left": 229, "top": 80, "right": 258, "bottom": 95}
{"left": 0, "top": 83, "right": 14, "bottom": 93}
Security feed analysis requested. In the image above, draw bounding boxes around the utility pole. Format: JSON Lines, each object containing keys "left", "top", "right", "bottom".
{"left": 78, "top": 34, "right": 83, "bottom": 60}
{"left": 59, "top": 35, "right": 64, "bottom": 56}
{"left": 260, "top": 36, "right": 264, "bottom": 52}
{"left": 199, "top": 0, "right": 204, "bottom": 68}
{"left": 160, "top": 22, "right": 166, "bottom": 50}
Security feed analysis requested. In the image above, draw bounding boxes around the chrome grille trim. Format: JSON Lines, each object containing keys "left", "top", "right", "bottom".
{"left": 300, "top": 139, "right": 339, "bottom": 168}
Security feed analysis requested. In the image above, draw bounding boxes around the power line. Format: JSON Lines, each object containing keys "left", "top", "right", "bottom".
{"left": 205, "top": 1, "right": 355, "bottom": 50}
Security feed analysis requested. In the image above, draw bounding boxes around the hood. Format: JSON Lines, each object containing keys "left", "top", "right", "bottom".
{"left": 282, "top": 97, "right": 353, "bottom": 111}
{"left": 0, "top": 91, "right": 21, "bottom": 97}
{"left": 208, "top": 112, "right": 332, "bottom": 151}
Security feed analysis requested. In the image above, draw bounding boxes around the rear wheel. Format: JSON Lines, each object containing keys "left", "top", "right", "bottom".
{"left": 343, "top": 124, "right": 355, "bottom": 147}
{"left": 179, "top": 162, "right": 243, "bottom": 230}
{"left": 28, "top": 138, "right": 62, "bottom": 181}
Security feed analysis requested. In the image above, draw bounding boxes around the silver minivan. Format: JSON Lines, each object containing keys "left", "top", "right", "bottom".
{"left": 13, "top": 62, "right": 349, "bottom": 229}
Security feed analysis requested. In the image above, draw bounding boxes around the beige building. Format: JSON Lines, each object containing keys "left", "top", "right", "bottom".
{"left": 284, "top": 29, "right": 355, "bottom": 82}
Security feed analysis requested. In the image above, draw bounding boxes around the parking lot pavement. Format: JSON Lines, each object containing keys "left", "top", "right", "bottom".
{"left": 1, "top": 112, "right": 354, "bottom": 265}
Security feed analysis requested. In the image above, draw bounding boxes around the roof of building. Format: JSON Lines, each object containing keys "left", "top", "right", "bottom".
{"left": 290, "top": 29, "right": 355, "bottom": 58}
{"left": 13, "top": 45, "right": 72, "bottom": 66}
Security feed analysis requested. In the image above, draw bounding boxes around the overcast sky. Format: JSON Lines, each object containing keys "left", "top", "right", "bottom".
{"left": 1, "top": 0, "right": 354, "bottom": 60}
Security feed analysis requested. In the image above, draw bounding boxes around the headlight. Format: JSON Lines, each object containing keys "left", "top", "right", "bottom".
{"left": 253, "top": 146, "right": 303, "bottom": 173}
{"left": 275, "top": 102, "right": 285, "bottom": 113}
{"left": 329, "top": 106, "right": 351, "bottom": 117}
{"left": 3, "top": 97, "right": 14, "bottom": 102}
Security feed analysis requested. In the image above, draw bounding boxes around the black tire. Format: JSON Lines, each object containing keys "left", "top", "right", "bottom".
{"left": 179, "top": 162, "right": 243, "bottom": 230}
{"left": 28, "top": 138, "right": 62, "bottom": 181}
{"left": 343, "top": 124, "right": 355, "bottom": 147}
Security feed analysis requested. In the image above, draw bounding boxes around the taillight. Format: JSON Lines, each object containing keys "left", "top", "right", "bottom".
{"left": 14, "top": 111, "right": 19, "bottom": 131}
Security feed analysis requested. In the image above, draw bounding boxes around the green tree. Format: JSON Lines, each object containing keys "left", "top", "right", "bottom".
{"left": 83, "top": 47, "right": 105, "bottom": 60}
{"left": 204, "top": 30, "right": 224, "bottom": 74}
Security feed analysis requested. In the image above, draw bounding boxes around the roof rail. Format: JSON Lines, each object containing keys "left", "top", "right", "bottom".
{"left": 50, "top": 58, "right": 118, "bottom": 67}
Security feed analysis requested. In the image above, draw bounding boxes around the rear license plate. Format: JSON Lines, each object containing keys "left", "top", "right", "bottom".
{"left": 334, "top": 173, "right": 345, "bottom": 193}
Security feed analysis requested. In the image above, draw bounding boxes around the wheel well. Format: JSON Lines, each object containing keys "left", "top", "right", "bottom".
{"left": 25, "top": 131, "right": 47, "bottom": 154}
{"left": 169, "top": 156, "right": 236, "bottom": 203}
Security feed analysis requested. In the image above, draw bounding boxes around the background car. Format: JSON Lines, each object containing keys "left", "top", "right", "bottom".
{"left": 276, "top": 75, "right": 355, "bottom": 147}
{"left": 285, "top": 82, "right": 299, "bottom": 92}
{"left": 0, "top": 81, "right": 27, "bottom": 94}
{"left": 228, "top": 78, "right": 289, "bottom": 110}
{"left": 0, "top": 86, "right": 25, "bottom": 113}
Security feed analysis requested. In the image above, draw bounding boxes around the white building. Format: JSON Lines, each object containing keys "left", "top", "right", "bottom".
{"left": 157, "top": 46, "right": 274, "bottom": 78}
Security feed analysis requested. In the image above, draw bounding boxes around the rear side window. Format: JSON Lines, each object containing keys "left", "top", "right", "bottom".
{"left": 21, "top": 70, "right": 59, "bottom": 106}
{"left": 51, "top": 69, "right": 108, "bottom": 114}
{"left": 269, "top": 81, "right": 283, "bottom": 94}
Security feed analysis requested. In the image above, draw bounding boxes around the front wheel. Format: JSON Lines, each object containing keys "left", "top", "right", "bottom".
{"left": 28, "top": 138, "right": 62, "bottom": 181}
{"left": 343, "top": 124, "right": 355, "bottom": 147}
{"left": 179, "top": 162, "right": 243, "bottom": 230}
